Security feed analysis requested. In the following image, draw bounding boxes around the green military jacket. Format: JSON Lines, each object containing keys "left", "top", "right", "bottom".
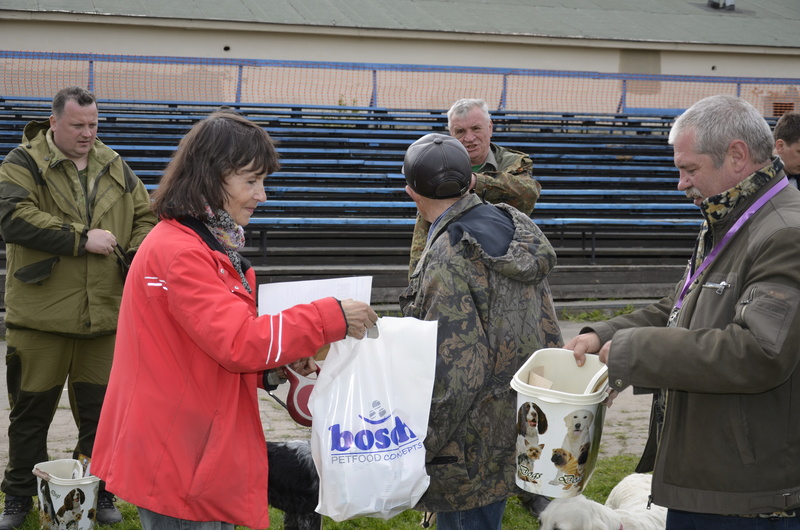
{"left": 0, "top": 120, "right": 157, "bottom": 337}
{"left": 400, "top": 193, "right": 562, "bottom": 512}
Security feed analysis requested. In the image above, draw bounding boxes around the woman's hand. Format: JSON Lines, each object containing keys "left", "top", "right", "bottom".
{"left": 340, "top": 299, "right": 379, "bottom": 339}
{"left": 284, "top": 357, "right": 318, "bottom": 377}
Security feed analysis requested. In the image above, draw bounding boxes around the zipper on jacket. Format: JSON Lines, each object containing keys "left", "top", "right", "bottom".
{"left": 652, "top": 388, "right": 669, "bottom": 492}
{"left": 702, "top": 280, "right": 730, "bottom": 295}
{"left": 738, "top": 286, "right": 757, "bottom": 320}
{"left": 58, "top": 158, "right": 94, "bottom": 225}
{"left": 86, "top": 160, "right": 115, "bottom": 224}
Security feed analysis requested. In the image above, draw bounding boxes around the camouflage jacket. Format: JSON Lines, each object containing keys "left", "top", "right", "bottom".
{"left": 409, "top": 142, "right": 540, "bottom": 276}
{"left": 399, "top": 193, "right": 562, "bottom": 512}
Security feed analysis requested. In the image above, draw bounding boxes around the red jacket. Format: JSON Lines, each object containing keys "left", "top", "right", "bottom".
{"left": 92, "top": 218, "right": 346, "bottom": 528}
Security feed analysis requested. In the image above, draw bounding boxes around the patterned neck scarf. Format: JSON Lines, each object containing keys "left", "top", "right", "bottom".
{"left": 692, "top": 158, "right": 780, "bottom": 271}
{"left": 202, "top": 204, "right": 251, "bottom": 294}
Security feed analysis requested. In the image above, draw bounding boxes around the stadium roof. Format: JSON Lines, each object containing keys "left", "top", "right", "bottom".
{"left": 3, "top": 0, "right": 800, "bottom": 50}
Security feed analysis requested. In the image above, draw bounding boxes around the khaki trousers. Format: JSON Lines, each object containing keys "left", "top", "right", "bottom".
{"left": 2, "top": 329, "right": 114, "bottom": 495}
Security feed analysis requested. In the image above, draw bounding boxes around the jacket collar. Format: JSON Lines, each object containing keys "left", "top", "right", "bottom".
{"left": 427, "top": 193, "right": 483, "bottom": 243}
{"left": 177, "top": 216, "right": 252, "bottom": 275}
{"left": 700, "top": 157, "right": 783, "bottom": 228}
{"left": 22, "top": 119, "right": 121, "bottom": 181}
{"left": 475, "top": 142, "right": 500, "bottom": 172}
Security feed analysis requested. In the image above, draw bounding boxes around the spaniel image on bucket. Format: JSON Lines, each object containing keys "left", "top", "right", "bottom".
{"left": 33, "top": 459, "right": 100, "bottom": 530}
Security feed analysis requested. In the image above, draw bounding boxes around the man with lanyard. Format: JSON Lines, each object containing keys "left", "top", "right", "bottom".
{"left": 407, "top": 98, "right": 541, "bottom": 276}
{"left": 567, "top": 95, "right": 800, "bottom": 528}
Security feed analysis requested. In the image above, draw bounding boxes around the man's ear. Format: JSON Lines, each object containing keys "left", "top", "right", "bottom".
{"left": 727, "top": 139, "right": 749, "bottom": 172}
{"left": 775, "top": 139, "right": 786, "bottom": 156}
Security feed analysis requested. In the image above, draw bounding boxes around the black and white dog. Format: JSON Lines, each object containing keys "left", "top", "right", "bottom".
{"left": 267, "top": 440, "right": 321, "bottom": 530}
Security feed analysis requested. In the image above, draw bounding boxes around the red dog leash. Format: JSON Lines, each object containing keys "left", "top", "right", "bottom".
{"left": 266, "top": 365, "right": 321, "bottom": 427}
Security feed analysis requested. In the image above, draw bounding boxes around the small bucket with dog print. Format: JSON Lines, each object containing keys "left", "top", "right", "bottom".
{"left": 510, "top": 348, "right": 609, "bottom": 498}
{"left": 33, "top": 459, "right": 100, "bottom": 530}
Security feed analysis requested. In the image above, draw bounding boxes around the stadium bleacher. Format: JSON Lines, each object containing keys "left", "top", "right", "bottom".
{"left": 0, "top": 96, "right": 706, "bottom": 307}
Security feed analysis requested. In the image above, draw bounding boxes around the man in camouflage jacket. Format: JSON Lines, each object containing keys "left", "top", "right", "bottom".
{"left": 399, "top": 133, "right": 561, "bottom": 529}
{"left": 408, "top": 98, "right": 541, "bottom": 276}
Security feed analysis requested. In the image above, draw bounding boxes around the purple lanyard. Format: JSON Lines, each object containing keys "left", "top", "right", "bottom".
{"left": 675, "top": 177, "right": 789, "bottom": 309}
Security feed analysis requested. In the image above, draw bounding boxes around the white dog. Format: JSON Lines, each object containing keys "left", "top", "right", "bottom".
{"left": 539, "top": 473, "right": 667, "bottom": 530}
{"left": 561, "top": 408, "right": 594, "bottom": 457}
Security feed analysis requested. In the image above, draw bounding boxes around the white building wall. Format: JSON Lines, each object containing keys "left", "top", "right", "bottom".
{"left": 2, "top": 16, "right": 798, "bottom": 79}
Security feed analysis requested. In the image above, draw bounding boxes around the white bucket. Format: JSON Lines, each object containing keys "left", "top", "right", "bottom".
{"left": 33, "top": 459, "right": 100, "bottom": 530}
{"left": 510, "top": 348, "right": 609, "bottom": 498}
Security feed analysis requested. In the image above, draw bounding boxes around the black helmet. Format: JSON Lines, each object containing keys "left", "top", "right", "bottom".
{"left": 403, "top": 133, "right": 471, "bottom": 199}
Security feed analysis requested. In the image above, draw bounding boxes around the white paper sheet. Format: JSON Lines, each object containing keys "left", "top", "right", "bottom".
{"left": 258, "top": 276, "right": 372, "bottom": 316}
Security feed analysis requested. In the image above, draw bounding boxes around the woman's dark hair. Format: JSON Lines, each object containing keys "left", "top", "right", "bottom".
{"left": 152, "top": 111, "right": 280, "bottom": 220}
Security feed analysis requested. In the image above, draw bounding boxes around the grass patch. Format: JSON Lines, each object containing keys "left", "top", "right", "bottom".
{"left": 559, "top": 304, "right": 635, "bottom": 322}
{"left": 7, "top": 455, "right": 638, "bottom": 529}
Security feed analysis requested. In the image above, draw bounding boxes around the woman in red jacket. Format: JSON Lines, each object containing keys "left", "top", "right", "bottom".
{"left": 92, "top": 110, "right": 377, "bottom": 529}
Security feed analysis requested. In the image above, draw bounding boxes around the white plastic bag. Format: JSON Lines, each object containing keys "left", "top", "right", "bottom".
{"left": 309, "top": 316, "right": 437, "bottom": 521}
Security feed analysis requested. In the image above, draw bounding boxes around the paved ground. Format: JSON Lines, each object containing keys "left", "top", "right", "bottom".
{"left": 0, "top": 320, "right": 651, "bottom": 471}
